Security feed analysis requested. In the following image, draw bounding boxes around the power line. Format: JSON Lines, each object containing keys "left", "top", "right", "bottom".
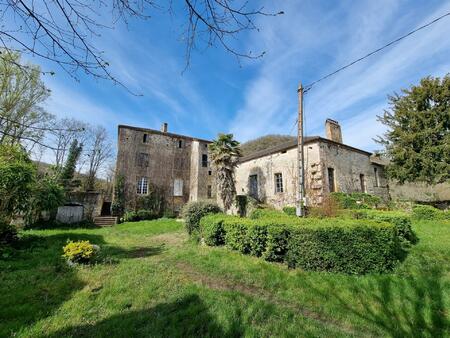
{"left": 303, "top": 10, "right": 450, "bottom": 93}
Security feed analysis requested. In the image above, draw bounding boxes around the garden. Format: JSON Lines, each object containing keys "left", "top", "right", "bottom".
{"left": 1, "top": 194, "right": 448, "bottom": 337}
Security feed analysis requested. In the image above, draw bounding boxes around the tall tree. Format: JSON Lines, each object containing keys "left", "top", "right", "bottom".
{"left": 208, "top": 133, "right": 241, "bottom": 211}
{"left": 0, "top": 50, "right": 54, "bottom": 149}
{"left": 60, "top": 139, "right": 83, "bottom": 188}
{"left": 0, "top": 2, "right": 281, "bottom": 88}
{"left": 50, "top": 118, "right": 87, "bottom": 169}
{"left": 84, "top": 125, "right": 113, "bottom": 191}
{"left": 376, "top": 75, "right": 450, "bottom": 184}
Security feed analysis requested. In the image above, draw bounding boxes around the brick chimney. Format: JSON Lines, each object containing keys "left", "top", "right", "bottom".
{"left": 161, "top": 122, "right": 168, "bottom": 133}
{"left": 325, "top": 119, "right": 342, "bottom": 143}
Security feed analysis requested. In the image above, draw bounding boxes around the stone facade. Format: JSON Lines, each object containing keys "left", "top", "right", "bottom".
{"left": 115, "top": 124, "right": 216, "bottom": 213}
{"left": 235, "top": 127, "right": 389, "bottom": 209}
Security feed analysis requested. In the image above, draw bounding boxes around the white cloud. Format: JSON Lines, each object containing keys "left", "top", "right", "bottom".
{"left": 229, "top": 0, "right": 450, "bottom": 151}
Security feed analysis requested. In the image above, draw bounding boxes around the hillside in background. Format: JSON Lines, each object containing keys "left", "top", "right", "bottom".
{"left": 239, "top": 135, "right": 296, "bottom": 157}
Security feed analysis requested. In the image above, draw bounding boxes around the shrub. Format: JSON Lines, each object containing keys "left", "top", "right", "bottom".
{"left": 331, "top": 192, "right": 381, "bottom": 209}
{"left": 223, "top": 217, "right": 252, "bottom": 253}
{"left": 249, "top": 208, "right": 285, "bottom": 219}
{"left": 308, "top": 195, "right": 339, "bottom": 218}
{"left": 123, "top": 210, "right": 139, "bottom": 222}
{"left": 412, "top": 205, "right": 441, "bottom": 220}
{"left": 182, "top": 201, "right": 221, "bottom": 235}
{"left": 286, "top": 221, "right": 399, "bottom": 274}
{"left": 0, "top": 221, "right": 18, "bottom": 245}
{"left": 136, "top": 209, "right": 157, "bottom": 221}
{"left": 200, "top": 214, "right": 227, "bottom": 246}
{"left": 350, "top": 210, "right": 417, "bottom": 245}
{"left": 62, "top": 240, "right": 99, "bottom": 264}
{"left": 200, "top": 213, "right": 401, "bottom": 274}
{"left": 282, "top": 206, "right": 296, "bottom": 216}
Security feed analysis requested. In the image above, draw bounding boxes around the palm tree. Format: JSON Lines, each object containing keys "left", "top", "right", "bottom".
{"left": 208, "top": 133, "right": 241, "bottom": 211}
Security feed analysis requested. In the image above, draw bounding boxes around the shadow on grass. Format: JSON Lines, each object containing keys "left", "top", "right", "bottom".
{"left": 297, "top": 255, "right": 448, "bottom": 337}
{"left": 43, "top": 294, "right": 244, "bottom": 338}
{"left": 0, "top": 232, "right": 166, "bottom": 336}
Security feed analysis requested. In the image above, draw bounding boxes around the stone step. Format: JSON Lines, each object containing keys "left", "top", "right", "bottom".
{"left": 94, "top": 216, "right": 118, "bottom": 227}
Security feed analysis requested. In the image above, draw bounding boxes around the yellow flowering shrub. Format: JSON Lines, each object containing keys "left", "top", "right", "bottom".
{"left": 62, "top": 240, "right": 98, "bottom": 264}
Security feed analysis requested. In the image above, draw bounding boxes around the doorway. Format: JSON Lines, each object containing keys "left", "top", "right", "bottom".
{"left": 101, "top": 202, "right": 112, "bottom": 216}
{"left": 249, "top": 174, "right": 258, "bottom": 199}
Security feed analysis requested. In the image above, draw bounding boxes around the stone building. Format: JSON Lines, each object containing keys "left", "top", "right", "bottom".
{"left": 115, "top": 119, "right": 389, "bottom": 213}
{"left": 235, "top": 119, "right": 389, "bottom": 208}
{"left": 115, "top": 124, "right": 216, "bottom": 213}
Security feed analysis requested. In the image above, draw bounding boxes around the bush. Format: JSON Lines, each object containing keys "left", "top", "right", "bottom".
{"left": 182, "top": 201, "right": 221, "bottom": 235}
{"left": 282, "top": 206, "right": 296, "bottom": 216}
{"left": 136, "top": 209, "right": 157, "bottom": 220}
{"left": 331, "top": 192, "right": 381, "bottom": 209}
{"left": 412, "top": 205, "right": 441, "bottom": 220}
{"left": 249, "top": 208, "right": 285, "bottom": 219}
{"left": 286, "top": 221, "right": 399, "bottom": 274}
{"left": 200, "top": 214, "right": 227, "bottom": 246}
{"left": 200, "top": 213, "right": 401, "bottom": 274}
{"left": 350, "top": 210, "right": 417, "bottom": 245}
{"left": 308, "top": 195, "right": 339, "bottom": 218}
{"left": 0, "top": 221, "right": 18, "bottom": 245}
{"left": 123, "top": 210, "right": 139, "bottom": 222}
{"left": 62, "top": 240, "right": 99, "bottom": 264}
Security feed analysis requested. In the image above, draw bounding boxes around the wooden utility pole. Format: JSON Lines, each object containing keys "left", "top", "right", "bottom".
{"left": 296, "top": 83, "right": 306, "bottom": 217}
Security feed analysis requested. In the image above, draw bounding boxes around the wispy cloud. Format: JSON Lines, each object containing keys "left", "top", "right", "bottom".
{"left": 229, "top": 0, "right": 450, "bottom": 151}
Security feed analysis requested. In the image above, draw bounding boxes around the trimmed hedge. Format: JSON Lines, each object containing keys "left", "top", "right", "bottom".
{"left": 199, "top": 214, "right": 401, "bottom": 274}
{"left": 350, "top": 210, "right": 417, "bottom": 245}
{"left": 286, "top": 223, "right": 399, "bottom": 274}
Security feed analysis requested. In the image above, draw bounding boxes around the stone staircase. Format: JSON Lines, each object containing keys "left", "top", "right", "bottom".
{"left": 94, "top": 216, "right": 118, "bottom": 227}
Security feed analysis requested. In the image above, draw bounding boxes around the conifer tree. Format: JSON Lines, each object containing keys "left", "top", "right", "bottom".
{"left": 376, "top": 75, "right": 450, "bottom": 184}
{"left": 60, "top": 139, "right": 83, "bottom": 188}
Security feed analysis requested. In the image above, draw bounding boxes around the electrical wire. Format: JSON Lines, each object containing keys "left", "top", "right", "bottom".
{"left": 303, "top": 10, "right": 450, "bottom": 93}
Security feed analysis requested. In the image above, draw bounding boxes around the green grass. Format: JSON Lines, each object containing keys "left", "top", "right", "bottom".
{"left": 1, "top": 217, "right": 449, "bottom": 337}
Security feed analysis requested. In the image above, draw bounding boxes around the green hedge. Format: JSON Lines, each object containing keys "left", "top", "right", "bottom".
{"left": 412, "top": 205, "right": 448, "bottom": 220}
{"left": 286, "top": 223, "right": 399, "bottom": 274}
{"left": 282, "top": 206, "right": 296, "bottom": 216}
{"left": 350, "top": 210, "right": 417, "bottom": 245}
{"left": 199, "top": 214, "right": 401, "bottom": 274}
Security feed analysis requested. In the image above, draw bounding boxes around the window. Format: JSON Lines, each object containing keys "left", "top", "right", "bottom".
{"left": 174, "top": 178, "right": 183, "bottom": 196}
{"left": 274, "top": 173, "right": 283, "bottom": 193}
{"left": 208, "top": 170, "right": 212, "bottom": 176}
{"left": 202, "top": 154, "right": 208, "bottom": 167}
{"left": 178, "top": 140, "right": 183, "bottom": 148}
{"left": 327, "top": 168, "right": 335, "bottom": 192}
{"left": 137, "top": 177, "right": 148, "bottom": 194}
{"left": 137, "top": 152, "right": 149, "bottom": 167}
{"left": 360, "top": 174, "right": 366, "bottom": 193}
{"left": 207, "top": 185, "right": 212, "bottom": 198}
{"left": 143, "top": 133, "right": 148, "bottom": 143}
{"left": 374, "top": 167, "right": 379, "bottom": 187}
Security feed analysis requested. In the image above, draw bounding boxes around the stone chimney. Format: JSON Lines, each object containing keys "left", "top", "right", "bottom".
{"left": 161, "top": 122, "right": 168, "bottom": 133}
{"left": 325, "top": 119, "right": 342, "bottom": 143}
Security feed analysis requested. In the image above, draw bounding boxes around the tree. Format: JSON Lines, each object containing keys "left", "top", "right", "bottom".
{"left": 50, "top": 118, "right": 88, "bottom": 169}
{"left": 240, "top": 134, "right": 296, "bottom": 157}
{"left": 0, "top": 144, "right": 35, "bottom": 222}
{"left": 0, "top": 50, "right": 54, "bottom": 149}
{"left": 27, "top": 175, "right": 65, "bottom": 224}
{"left": 208, "top": 133, "right": 241, "bottom": 211}
{"left": 84, "top": 125, "right": 113, "bottom": 191}
{"left": 0, "top": 1, "right": 281, "bottom": 88}
{"left": 376, "top": 75, "right": 450, "bottom": 184}
{"left": 60, "top": 139, "right": 83, "bottom": 189}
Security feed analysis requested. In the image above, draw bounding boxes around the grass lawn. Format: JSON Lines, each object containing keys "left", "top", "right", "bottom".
{"left": 1, "top": 218, "right": 449, "bottom": 337}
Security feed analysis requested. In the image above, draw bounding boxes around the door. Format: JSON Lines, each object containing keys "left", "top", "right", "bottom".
{"left": 249, "top": 175, "right": 258, "bottom": 199}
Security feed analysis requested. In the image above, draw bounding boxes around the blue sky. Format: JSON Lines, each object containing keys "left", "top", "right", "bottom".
{"left": 32, "top": 0, "right": 450, "bottom": 156}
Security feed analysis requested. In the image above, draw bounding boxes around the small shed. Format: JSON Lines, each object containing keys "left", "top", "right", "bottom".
{"left": 56, "top": 203, "right": 84, "bottom": 224}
